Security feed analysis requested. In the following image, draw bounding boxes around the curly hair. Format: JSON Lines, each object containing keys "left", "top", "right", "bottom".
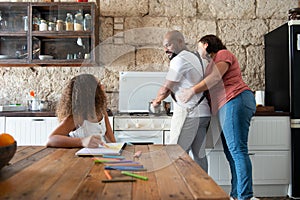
{"left": 199, "top": 35, "right": 227, "bottom": 54}
{"left": 56, "top": 74, "right": 107, "bottom": 126}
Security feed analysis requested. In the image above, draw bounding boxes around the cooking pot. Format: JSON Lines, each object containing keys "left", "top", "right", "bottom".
{"left": 149, "top": 101, "right": 171, "bottom": 115}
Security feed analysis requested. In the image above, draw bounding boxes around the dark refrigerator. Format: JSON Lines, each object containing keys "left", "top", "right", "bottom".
{"left": 265, "top": 20, "right": 300, "bottom": 198}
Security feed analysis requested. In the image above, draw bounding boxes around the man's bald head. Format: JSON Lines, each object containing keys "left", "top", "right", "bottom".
{"left": 163, "top": 30, "right": 187, "bottom": 60}
{"left": 164, "top": 30, "right": 186, "bottom": 50}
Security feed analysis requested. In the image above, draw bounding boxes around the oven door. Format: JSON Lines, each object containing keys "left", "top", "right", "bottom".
{"left": 114, "top": 130, "right": 163, "bottom": 144}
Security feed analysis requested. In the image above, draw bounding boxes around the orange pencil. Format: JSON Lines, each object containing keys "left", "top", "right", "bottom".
{"left": 104, "top": 170, "right": 112, "bottom": 180}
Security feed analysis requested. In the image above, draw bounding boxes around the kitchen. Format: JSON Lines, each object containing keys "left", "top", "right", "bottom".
{"left": 0, "top": 0, "right": 299, "bottom": 199}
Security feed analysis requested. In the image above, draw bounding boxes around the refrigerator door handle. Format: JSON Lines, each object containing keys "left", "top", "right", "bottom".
{"left": 297, "top": 34, "right": 300, "bottom": 50}
{"left": 291, "top": 119, "right": 300, "bottom": 128}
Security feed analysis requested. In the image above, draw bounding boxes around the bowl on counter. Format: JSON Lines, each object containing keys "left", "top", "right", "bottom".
{"left": 0, "top": 141, "right": 17, "bottom": 170}
{"left": 39, "top": 55, "right": 53, "bottom": 60}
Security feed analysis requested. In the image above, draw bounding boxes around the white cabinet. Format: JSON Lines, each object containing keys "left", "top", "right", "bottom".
{"left": 5, "top": 117, "right": 59, "bottom": 146}
{"left": 0, "top": 117, "right": 5, "bottom": 133}
{"left": 207, "top": 116, "right": 291, "bottom": 197}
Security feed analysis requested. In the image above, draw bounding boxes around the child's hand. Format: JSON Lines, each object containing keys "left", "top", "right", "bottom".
{"left": 81, "top": 135, "right": 102, "bottom": 148}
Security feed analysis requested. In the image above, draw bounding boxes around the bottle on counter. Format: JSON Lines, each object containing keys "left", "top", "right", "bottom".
{"left": 65, "top": 13, "right": 74, "bottom": 31}
{"left": 83, "top": 13, "right": 92, "bottom": 31}
{"left": 74, "top": 12, "right": 83, "bottom": 31}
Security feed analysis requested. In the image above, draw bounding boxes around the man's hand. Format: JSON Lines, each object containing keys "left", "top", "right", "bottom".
{"left": 178, "top": 87, "right": 195, "bottom": 103}
{"left": 81, "top": 135, "right": 103, "bottom": 148}
{"left": 151, "top": 99, "right": 161, "bottom": 107}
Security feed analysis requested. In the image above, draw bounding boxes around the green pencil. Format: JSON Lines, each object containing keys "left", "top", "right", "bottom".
{"left": 121, "top": 171, "right": 148, "bottom": 181}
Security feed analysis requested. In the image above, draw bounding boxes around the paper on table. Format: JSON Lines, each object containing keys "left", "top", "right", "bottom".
{"left": 75, "top": 142, "right": 126, "bottom": 156}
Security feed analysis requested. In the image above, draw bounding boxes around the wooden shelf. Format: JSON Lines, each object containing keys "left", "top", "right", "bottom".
{"left": 0, "top": 2, "right": 98, "bottom": 67}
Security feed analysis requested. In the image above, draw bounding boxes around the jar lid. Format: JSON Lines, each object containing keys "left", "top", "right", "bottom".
{"left": 40, "top": 20, "right": 46, "bottom": 23}
{"left": 85, "top": 13, "right": 91, "bottom": 18}
{"left": 57, "top": 20, "right": 63, "bottom": 22}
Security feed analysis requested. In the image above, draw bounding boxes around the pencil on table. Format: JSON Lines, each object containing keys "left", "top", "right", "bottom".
{"left": 104, "top": 170, "right": 112, "bottom": 180}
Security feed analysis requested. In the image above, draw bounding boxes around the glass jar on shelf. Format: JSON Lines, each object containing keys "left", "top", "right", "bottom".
{"left": 74, "top": 12, "right": 83, "bottom": 31}
{"left": 32, "top": 16, "right": 40, "bottom": 31}
{"left": 65, "top": 13, "right": 73, "bottom": 31}
{"left": 83, "top": 13, "right": 92, "bottom": 31}
{"left": 48, "top": 22, "right": 55, "bottom": 31}
{"left": 22, "top": 16, "right": 28, "bottom": 31}
{"left": 56, "top": 20, "right": 64, "bottom": 31}
{"left": 0, "top": 11, "right": 8, "bottom": 31}
{"left": 39, "top": 20, "right": 48, "bottom": 31}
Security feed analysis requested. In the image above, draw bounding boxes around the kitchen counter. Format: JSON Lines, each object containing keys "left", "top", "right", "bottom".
{"left": 0, "top": 111, "right": 56, "bottom": 117}
{"left": 0, "top": 110, "right": 289, "bottom": 117}
{"left": 254, "top": 111, "right": 290, "bottom": 116}
{"left": 0, "top": 108, "right": 114, "bottom": 117}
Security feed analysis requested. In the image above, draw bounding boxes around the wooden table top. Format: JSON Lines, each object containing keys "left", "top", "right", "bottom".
{"left": 0, "top": 144, "right": 229, "bottom": 200}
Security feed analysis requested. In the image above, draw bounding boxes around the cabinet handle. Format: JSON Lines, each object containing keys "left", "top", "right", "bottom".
{"left": 32, "top": 119, "right": 45, "bottom": 122}
{"left": 248, "top": 153, "right": 255, "bottom": 156}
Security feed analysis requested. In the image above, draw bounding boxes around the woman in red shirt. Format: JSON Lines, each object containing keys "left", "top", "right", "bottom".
{"left": 180, "top": 35, "right": 256, "bottom": 200}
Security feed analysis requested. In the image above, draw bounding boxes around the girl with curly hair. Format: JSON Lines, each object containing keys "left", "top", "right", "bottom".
{"left": 46, "top": 74, "right": 116, "bottom": 148}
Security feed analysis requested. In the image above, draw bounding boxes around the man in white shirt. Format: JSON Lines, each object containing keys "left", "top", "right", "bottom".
{"left": 152, "top": 30, "right": 211, "bottom": 172}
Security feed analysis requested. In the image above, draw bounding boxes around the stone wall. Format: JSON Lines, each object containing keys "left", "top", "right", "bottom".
{"left": 0, "top": 0, "right": 298, "bottom": 112}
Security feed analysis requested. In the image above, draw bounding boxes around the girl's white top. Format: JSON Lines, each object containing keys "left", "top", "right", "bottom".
{"left": 69, "top": 117, "right": 106, "bottom": 142}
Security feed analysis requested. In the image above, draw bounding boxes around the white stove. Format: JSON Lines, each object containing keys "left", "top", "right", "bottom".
{"left": 113, "top": 114, "right": 171, "bottom": 144}
{"left": 114, "top": 71, "right": 173, "bottom": 144}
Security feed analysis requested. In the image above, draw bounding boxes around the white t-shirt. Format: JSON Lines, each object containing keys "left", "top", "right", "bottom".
{"left": 166, "top": 50, "right": 210, "bottom": 117}
{"left": 69, "top": 117, "right": 106, "bottom": 142}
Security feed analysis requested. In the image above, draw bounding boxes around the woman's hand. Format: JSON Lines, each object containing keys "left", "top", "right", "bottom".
{"left": 81, "top": 135, "right": 103, "bottom": 148}
{"left": 177, "top": 87, "right": 195, "bottom": 103}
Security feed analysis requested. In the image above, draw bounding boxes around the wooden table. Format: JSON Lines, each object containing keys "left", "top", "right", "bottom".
{"left": 0, "top": 145, "right": 229, "bottom": 200}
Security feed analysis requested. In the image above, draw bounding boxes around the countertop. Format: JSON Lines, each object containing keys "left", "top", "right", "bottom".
{"left": 0, "top": 110, "right": 290, "bottom": 117}
{"left": 0, "top": 108, "right": 114, "bottom": 117}
{"left": 0, "top": 111, "right": 56, "bottom": 117}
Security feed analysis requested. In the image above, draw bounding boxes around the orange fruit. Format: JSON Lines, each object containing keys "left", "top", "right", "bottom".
{"left": 0, "top": 133, "right": 15, "bottom": 146}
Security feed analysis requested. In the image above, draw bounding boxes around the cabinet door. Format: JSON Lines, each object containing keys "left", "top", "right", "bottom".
{"left": 207, "top": 151, "right": 231, "bottom": 185}
{"left": 207, "top": 150, "right": 290, "bottom": 185}
{"left": 212, "top": 116, "right": 291, "bottom": 150}
{"left": 250, "top": 151, "right": 290, "bottom": 185}
{"left": 0, "top": 3, "right": 28, "bottom": 64}
{"left": 6, "top": 117, "right": 59, "bottom": 145}
{"left": 0, "top": 116, "right": 5, "bottom": 132}
{"left": 30, "top": 3, "right": 96, "bottom": 66}
{"left": 248, "top": 116, "right": 290, "bottom": 150}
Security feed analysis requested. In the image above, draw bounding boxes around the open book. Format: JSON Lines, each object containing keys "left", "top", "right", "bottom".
{"left": 75, "top": 142, "right": 127, "bottom": 156}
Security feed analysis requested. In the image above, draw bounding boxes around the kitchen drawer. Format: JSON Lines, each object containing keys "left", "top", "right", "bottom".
{"left": 212, "top": 116, "right": 291, "bottom": 150}
{"left": 207, "top": 150, "right": 290, "bottom": 185}
{"left": 5, "top": 117, "right": 59, "bottom": 145}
